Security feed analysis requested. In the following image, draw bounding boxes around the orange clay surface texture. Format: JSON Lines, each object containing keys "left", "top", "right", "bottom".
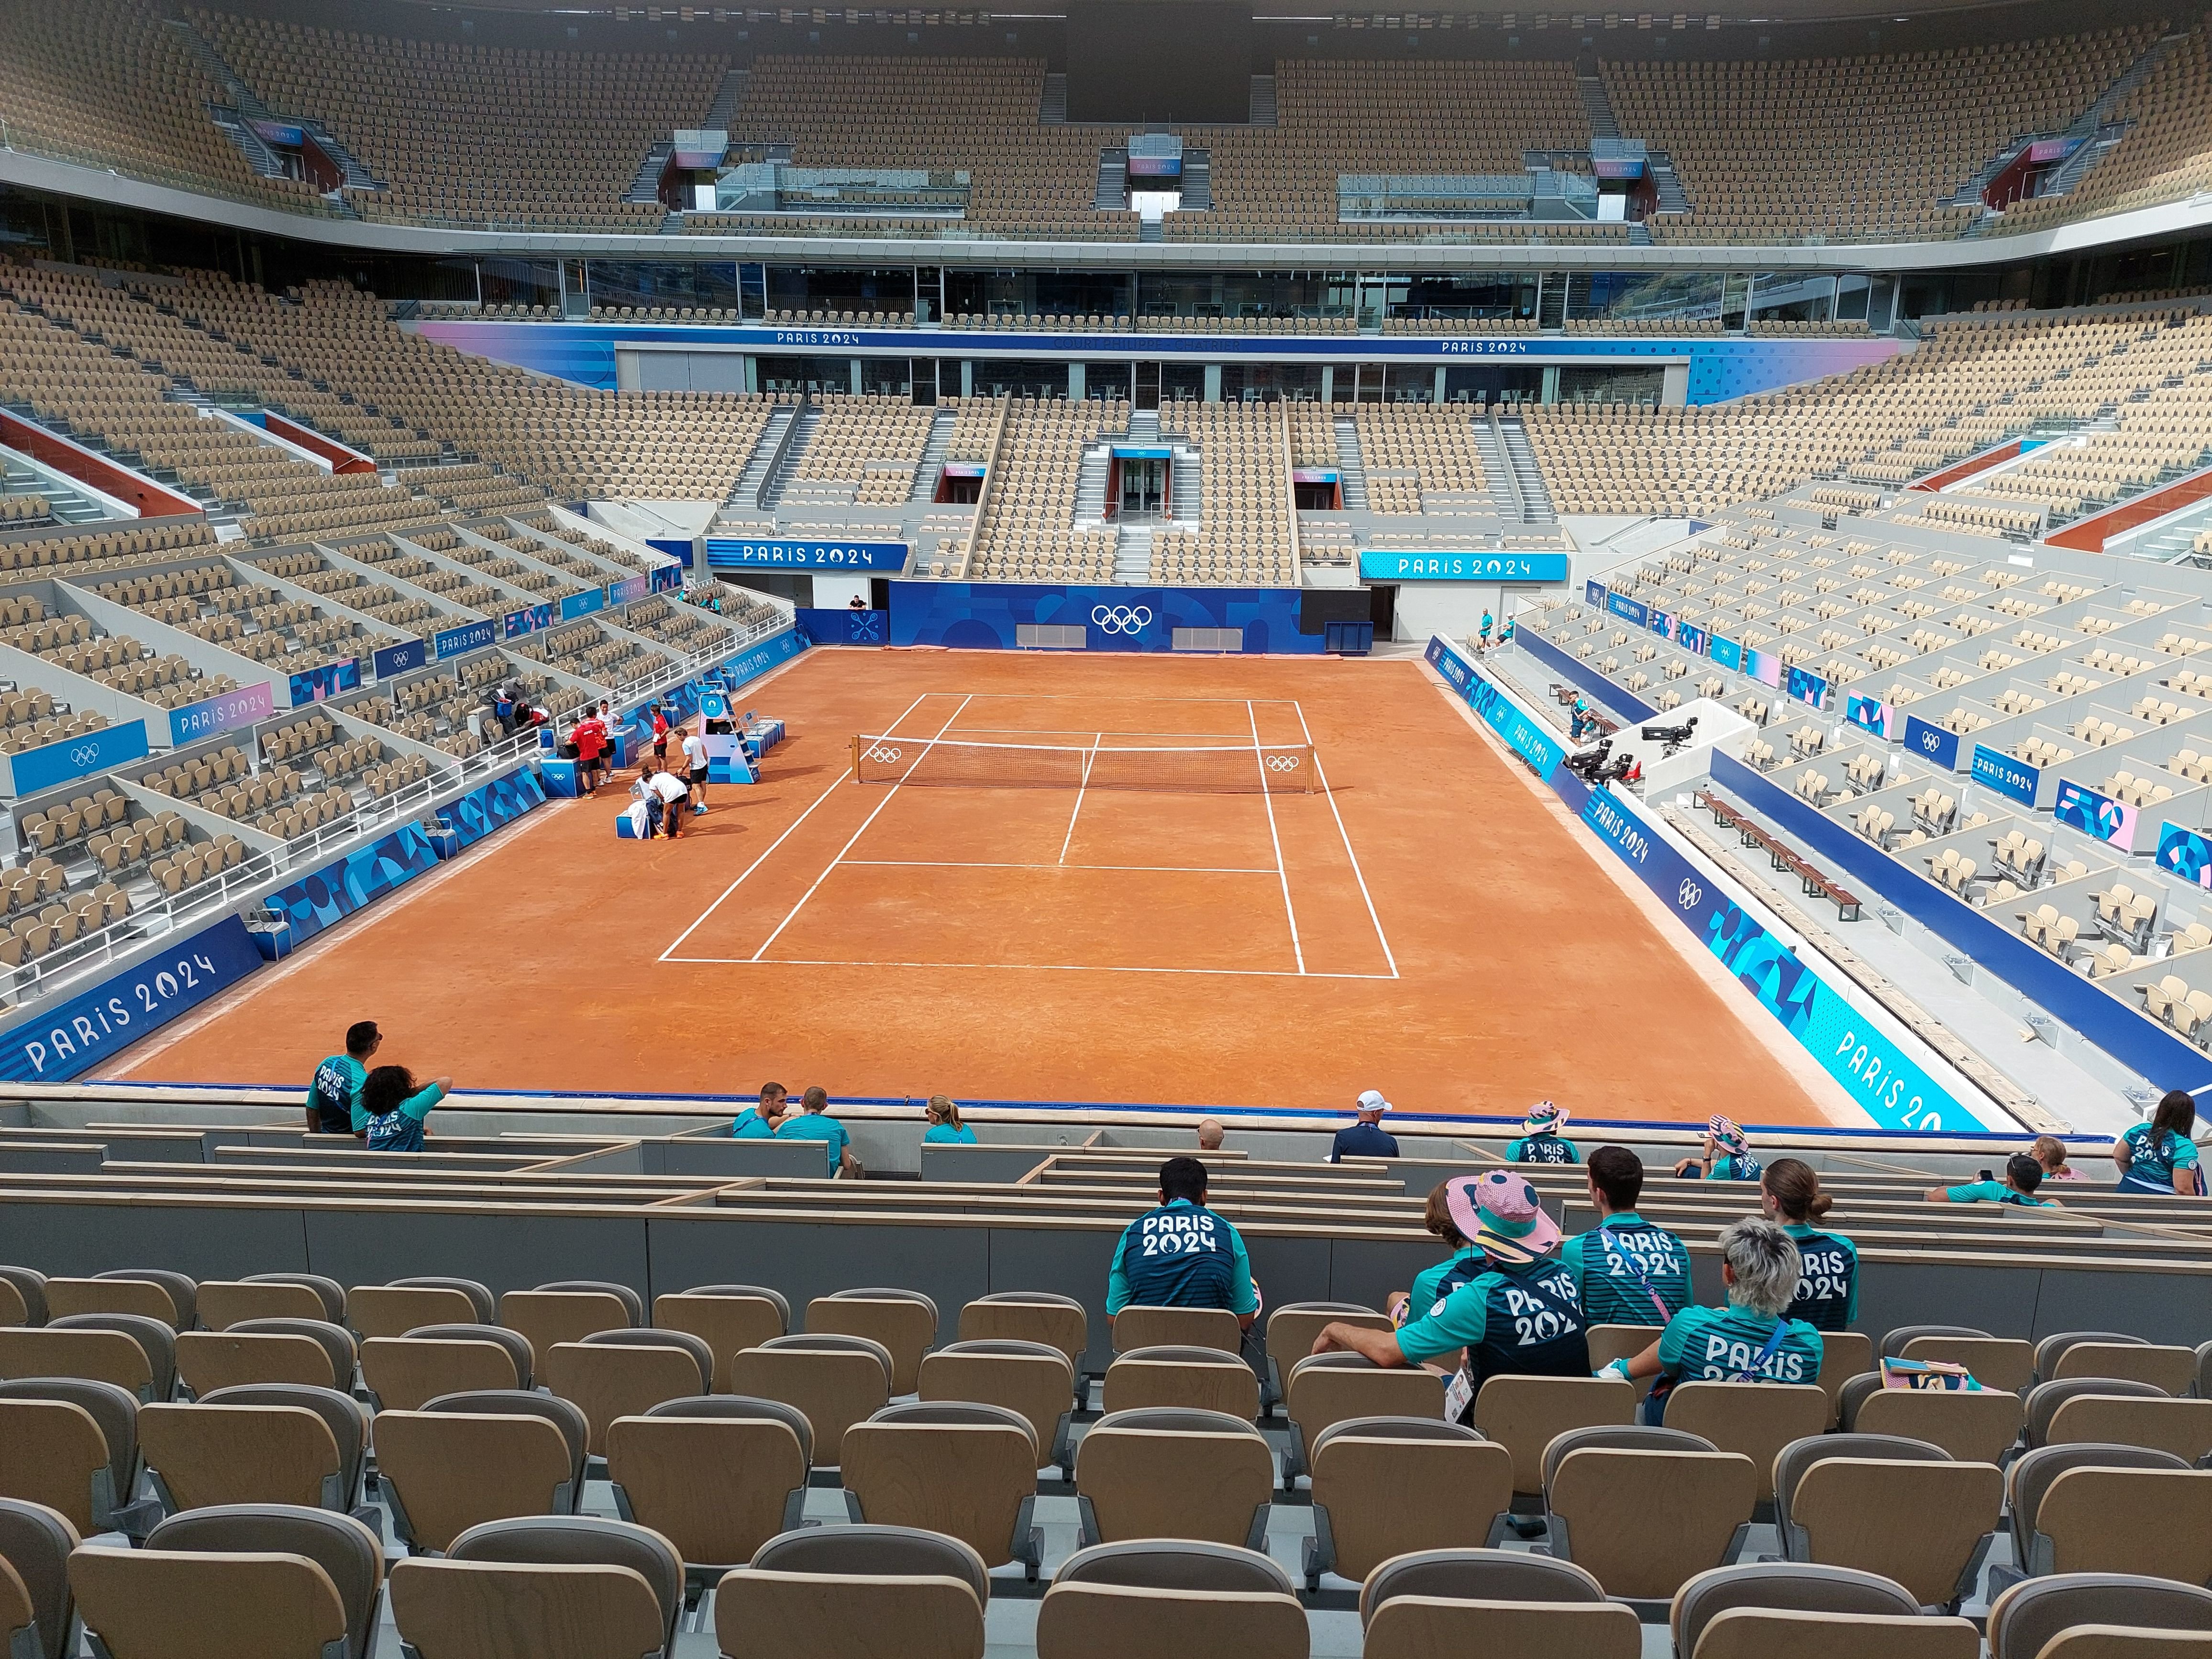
{"left": 115, "top": 647, "right": 1823, "bottom": 1119}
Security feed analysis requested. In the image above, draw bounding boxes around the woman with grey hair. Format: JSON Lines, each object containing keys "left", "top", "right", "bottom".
{"left": 1595, "top": 1216, "right": 1825, "bottom": 1425}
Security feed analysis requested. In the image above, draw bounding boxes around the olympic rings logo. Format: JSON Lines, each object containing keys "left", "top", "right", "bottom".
{"left": 1091, "top": 605, "right": 1153, "bottom": 635}
{"left": 865, "top": 744, "right": 903, "bottom": 763}
{"left": 1678, "top": 879, "right": 1703, "bottom": 909}
{"left": 68, "top": 743, "right": 103, "bottom": 766}
{"left": 1266, "top": 754, "right": 1302, "bottom": 772}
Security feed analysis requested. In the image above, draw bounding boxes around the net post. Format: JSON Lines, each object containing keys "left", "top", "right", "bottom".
{"left": 850, "top": 733, "right": 861, "bottom": 781}
{"left": 1305, "top": 746, "right": 1316, "bottom": 794}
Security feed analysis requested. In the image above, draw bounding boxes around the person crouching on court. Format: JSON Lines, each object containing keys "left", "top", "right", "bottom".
{"left": 1311, "top": 1172, "right": 1589, "bottom": 1425}
{"left": 633, "top": 762, "right": 688, "bottom": 839}
{"left": 1105, "top": 1157, "right": 1260, "bottom": 1336}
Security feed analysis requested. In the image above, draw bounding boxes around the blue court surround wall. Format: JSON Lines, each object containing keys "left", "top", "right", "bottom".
{"left": 1427, "top": 634, "right": 1998, "bottom": 1133}
{"left": 889, "top": 582, "right": 1322, "bottom": 653}
{"left": 0, "top": 915, "right": 265, "bottom": 1082}
{"left": 417, "top": 319, "right": 1902, "bottom": 405}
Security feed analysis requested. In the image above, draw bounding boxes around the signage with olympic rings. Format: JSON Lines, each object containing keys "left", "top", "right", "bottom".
{"left": 1, "top": 719, "right": 150, "bottom": 797}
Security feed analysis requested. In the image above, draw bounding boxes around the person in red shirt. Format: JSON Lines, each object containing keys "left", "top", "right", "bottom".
{"left": 570, "top": 709, "right": 608, "bottom": 796}
{"left": 650, "top": 704, "right": 671, "bottom": 766}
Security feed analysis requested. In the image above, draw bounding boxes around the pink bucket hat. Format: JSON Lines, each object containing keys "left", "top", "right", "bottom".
{"left": 1444, "top": 1170, "right": 1562, "bottom": 1266}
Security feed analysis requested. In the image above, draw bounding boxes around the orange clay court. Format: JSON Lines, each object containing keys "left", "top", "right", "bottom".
{"left": 111, "top": 648, "right": 1852, "bottom": 1122}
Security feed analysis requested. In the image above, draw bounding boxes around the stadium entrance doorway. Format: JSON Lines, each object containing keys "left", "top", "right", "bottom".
{"left": 1119, "top": 455, "right": 1167, "bottom": 519}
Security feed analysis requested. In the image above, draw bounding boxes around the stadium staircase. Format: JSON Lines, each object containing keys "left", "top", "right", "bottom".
{"left": 1039, "top": 73, "right": 1068, "bottom": 123}
{"left": 1954, "top": 31, "right": 2187, "bottom": 223}
{"left": 908, "top": 409, "right": 956, "bottom": 503}
{"left": 1073, "top": 445, "right": 1109, "bottom": 522}
{"left": 1649, "top": 152, "right": 1692, "bottom": 214}
{"left": 1330, "top": 417, "right": 1369, "bottom": 509}
{"left": 625, "top": 143, "right": 673, "bottom": 205}
{"left": 293, "top": 119, "right": 381, "bottom": 191}
{"left": 758, "top": 405, "right": 818, "bottom": 513}
{"left": 0, "top": 455, "right": 107, "bottom": 526}
{"left": 1180, "top": 152, "right": 1212, "bottom": 211}
{"left": 728, "top": 405, "right": 797, "bottom": 512}
{"left": 1494, "top": 412, "right": 1558, "bottom": 522}
{"left": 1248, "top": 75, "right": 1278, "bottom": 126}
{"left": 1113, "top": 522, "right": 1153, "bottom": 581}
{"left": 166, "top": 17, "right": 271, "bottom": 123}
{"left": 1578, "top": 72, "right": 1621, "bottom": 142}
{"left": 704, "top": 68, "right": 749, "bottom": 133}
{"left": 1094, "top": 150, "right": 1127, "bottom": 211}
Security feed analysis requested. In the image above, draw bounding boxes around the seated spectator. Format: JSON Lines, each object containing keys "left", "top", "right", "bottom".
{"left": 1329, "top": 1089, "right": 1400, "bottom": 1163}
{"left": 1759, "top": 1158, "right": 1858, "bottom": 1331}
{"left": 1106, "top": 1156, "right": 1260, "bottom": 1331}
{"left": 923, "top": 1095, "right": 976, "bottom": 1144}
{"left": 356, "top": 1065, "right": 452, "bottom": 1153}
{"left": 1559, "top": 1146, "right": 1691, "bottom": 1324}
{"left": 1673, "top": 1115, "right": 1762, "bottom": 1182}
{"left": 732, "top": 1082, "right": 787, "bottom": 1139}
{"left": 1389, "top": 1179, "right": 1485, "bottom": 1328}
{"left": 307, "top": 1019, "right": 380, "bottom": 1136}
{"left": 1507, "top": 1099, "right": 1579, "bottom": 1165}
{"left": 1196, "top": 1117, "right": 1225, "bottom": 1152}
{"left": 1312, "top": 1172, "right": 1589, "bottom": 1423}
{"left": 2031, "top": 1135, "right": 2081, "bottom": 1183}
{"left": 776, "top": 1085, "right": 860, "bottom": 1176}
{"left": 2112, "top": 1090, "right": 2201, "bottom": 1196}
{"left": 1598, "top": 1217, "right": 1822, "bottom": 1424}
{"left": 1927, "top": 1152, "right": 2058, "bottom": 1207}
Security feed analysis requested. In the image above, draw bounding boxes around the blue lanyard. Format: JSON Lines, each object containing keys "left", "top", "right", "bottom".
{"left": 1734, "top": 1319, "right": 1792, "bottom": 1382}
{"left": 1598, "top": 1224, "right": 1676, "bottom": 1323}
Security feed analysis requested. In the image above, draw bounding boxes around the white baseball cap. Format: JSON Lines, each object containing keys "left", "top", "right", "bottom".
{"left": 1356, "top": 1089, "right": 1392, "bottom": 1116}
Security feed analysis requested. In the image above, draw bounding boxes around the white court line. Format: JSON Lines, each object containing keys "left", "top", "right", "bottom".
{"left": 843, "top": 859, "right": 1281, "bottom": 874}
{"left": 1294, "top": 699, "right": 1400, "bottom": 981}
{"left": 664, "top": 955, "right": 1398, "bottom": 980}
{"left": 1249, "top": 697, "right": 1306, "bottom": 975}
{"left": 747, "top": 692, "right": 975, "bottom": 962}
{"left": 657, "top": 688, "right": 931, "bottom": 962}
{"left": 1057, "top": 732, "right": 1100, "bottom": 865}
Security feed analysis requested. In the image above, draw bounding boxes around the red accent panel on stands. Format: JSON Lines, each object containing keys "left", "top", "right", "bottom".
{"left": 0, "top": 408, "right": 203, "bottom": 520}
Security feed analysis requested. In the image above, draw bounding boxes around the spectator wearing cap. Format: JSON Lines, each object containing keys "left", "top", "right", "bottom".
{"left": 1329, "top": 1090, "right": 1400, "bottom": 1164}
{"left": 1926, "top": 1153, "right": 2058, "bottom": 1207}
{"left": 1559, "top": 1146, "right": 1692, "bottom": 1326}
{"left": 1673, "top": 1115, "right": 1762, "bottom": 1182}
{"left": 1106, "top": 1157, "right": 1260, "bottom": 1331}
{"left": 1598, "top": 1216, "right": 1823, "bottom": 1424}
{"left": 1506, "top": 1100, "right": 1579, "bottom": 1165}
{"left": 1312, "top": 1172, "right": 1589, "bottom": 1420}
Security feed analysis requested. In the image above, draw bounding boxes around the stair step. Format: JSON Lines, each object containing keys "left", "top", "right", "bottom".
{"left": 1095, "top": 150, "right": 1128, "bottom": 211}
{"left": 1040, "top": 73, "right": 1068, "bottom": 124}
{"left": 1249, "top": 75, "right": 1278, "bottom": 126}
{"left": 705, "top": 68, "right": 750, "bottom": 133}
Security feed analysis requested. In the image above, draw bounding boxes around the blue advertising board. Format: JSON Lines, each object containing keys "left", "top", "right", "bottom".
{"left": 169, "top": 682, "right": 274, "bottom": 747}
{"left": 1356, "top": 551, "right": 1571, "bottom": 583}
{"left": 1785, "top": 666, "right": 1830, "bottom": 710}
{"left": 2157, "top": 820, "right": 2212, "bottom": 888}
{"left": 1675, "top": 622, "right": 1708, "bottom": 657}
{"left": 2053, "top": 779, "right": 2139, "bottom": 852}
{"left": 1423, "top": 636, "right": 1569, "bottom": 777}
{"left": 705, "top": 537, "right": 909, "bottom": 572}
{"left": 1584, "top": 580, "right": 1609, "bottom": 610}
{"left": 1901, "top": 714, "right": 1961, "bottom": 771}
{"left": 1709, "top": 635, "right": 1743, "bottom": 673}
{"left": 649, "top": 566, "right": 685, "bottom": 594}
{"left": 502, "top": 603, "right": 554, "bottom": 641}
{"left": 1647, "top": 608, "right": 1674, "bottom": 639}
{"left": 288, "top": 658, "right": 360, "bottom": 707}
{"left": 1845, "top": 694, "right": 1892, "bottom": 740}
{"left": 0, "top": 915, "right": 264, "bottom": 1082}
{"left": 559, "top": 588, "right": 607, "bottom": 622}
{"left": 434, "top": 620, "right": 498, "bottom": 662}
{"left": 608, "top": 575, "right": 651, "bottom": 606}
{"left": 888, "top": 583, "right": 1321, "bottom": 654}
{"left": 1744, "top": 648, "right": 1783, "bottom": 690}
{"left": 797, "top": 607, "right": 888, "bottom": 644}
{"left": 265, "top": 823, "right": 442, "bottom": 949}
{"left": 2, "top": 719, "right": 149, "bottom": 798}
{"left": 1605, "top": 591, "right": 1650, "bottom": 629}
{"left": 373, "top": 640, "right": 427, "bottom": 680}
{"left": 1971, "top": 742, "right": 2039, "bottom": 807}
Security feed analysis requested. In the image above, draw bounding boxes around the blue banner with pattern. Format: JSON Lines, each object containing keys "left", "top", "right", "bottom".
{"left": 0, "top": 915, "right": 264, "bottom": 1082}
{"left": 450, "top": 766, "right": 549, "bottom": 848}
{"left": 265, "top": 823, "right": 442, "bottom": 949}
{"left": 797, "top": 607, "right": 888, "bottom": 644}
{"left": 2158, "top": 820, "right": 2212, "bottom": 888}
{"left": 288, "top": 658, "right": 360, "bottom": 707}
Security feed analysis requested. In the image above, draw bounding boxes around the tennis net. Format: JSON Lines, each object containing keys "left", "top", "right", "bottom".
{"left": 851, "top": 734, "right": 1318, "bottom": 793}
